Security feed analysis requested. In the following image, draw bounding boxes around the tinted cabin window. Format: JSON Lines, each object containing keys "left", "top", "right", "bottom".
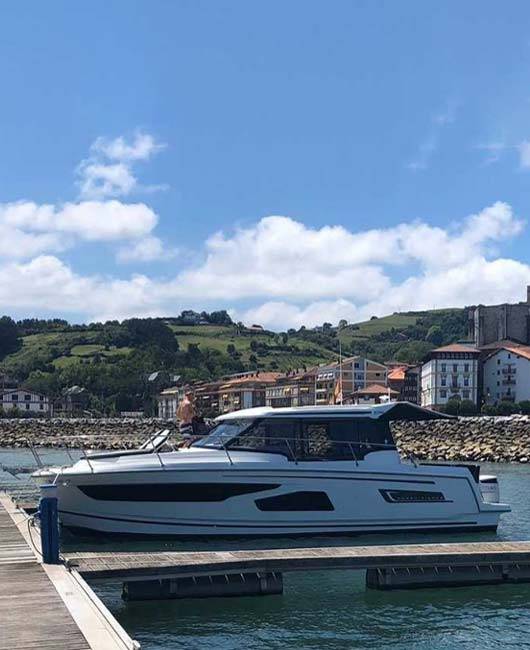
{"left": 299, "top": 418, "right": 395, "bottom": 460}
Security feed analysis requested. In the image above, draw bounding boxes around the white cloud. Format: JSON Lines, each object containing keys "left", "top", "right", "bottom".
{"left": 117, "top": 236, "right": 177, "bottom": 263}
{"left": 77, "top": 163, "right": 137, "bottom": 199}
{"left": 77, "top": 132, "right": 166, "bottom": 199}
{"left": 0, "top": 200, "right": 158, "bottom": 257}
{"left": 91, "top": 132, "right": 166, "bottom": 162}
{"left": 1, "top": 201, "right": 528, "bottom": 331}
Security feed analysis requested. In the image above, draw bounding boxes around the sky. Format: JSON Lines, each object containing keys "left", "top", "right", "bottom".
{"left": 1, "top": 0, "right": 530, "bottom": 330}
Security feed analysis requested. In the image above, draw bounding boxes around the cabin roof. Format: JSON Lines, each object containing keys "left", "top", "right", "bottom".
{"left": 216, "top": 401, "right": 454, "bottom": 421}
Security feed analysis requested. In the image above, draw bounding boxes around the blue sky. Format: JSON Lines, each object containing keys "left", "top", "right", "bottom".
{"left": 1, "top": 1, "right": 530, "bottom": 329}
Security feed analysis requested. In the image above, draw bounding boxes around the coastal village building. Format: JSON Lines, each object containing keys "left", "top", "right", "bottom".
{"left": 421, "top": 344, "right": 481, "bottom": 409}
{"left": 482, "top": 345, "right": 530, "bottom": 405}
{"left": 265, "top": 370, "right": 316, "bottom": 408}
{"left": 315, "top": 356, "right": 387, "bottom": 405}
{"left": 156, "top": 385, "right": 186, "bottom": 420}
{"left": 468, "top": 286, "right": 530, "bottom": 347}
{"left": 352, "top": 384, "right": 399, "bottom": 405}
{"left": 54, "top": 385, "right": 90, "bottom": 417}
{"left": 0, "top": 388, "right": 50, "bottom": 415}
{"left": 401, "top": 366, "right": 421, "bottom": 404}
{"left": 219, "top": 372, "right": 281, "bottom": 413}
{"left": 194, "top": 380, "right": 224, "bottom": 418}
{"left": 387, "top": 366, "right": 408, "bottom": 394}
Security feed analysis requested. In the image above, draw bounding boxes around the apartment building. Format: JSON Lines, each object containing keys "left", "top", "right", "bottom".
{"left": 483, "top": 345, "right": 530, "bottom": 404}
{"left": 421, "top": 344, "right": 480, "bottom": 408}
{"left": 265, "top": 370, "right": 316, "bottom": 408}
{"left": 219, "top": 372, "right": 281, "bottom": 413}
{"left": 193, "top": 380, "right": 224, "bottom": 418}
{"left": 0, "top": 389, "right": 50, "bottom": 415}
{"left": 315, "top": 356, "right": 387, "bottom": 405}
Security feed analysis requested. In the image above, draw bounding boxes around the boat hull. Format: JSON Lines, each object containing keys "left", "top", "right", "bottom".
{"left": 54, "top": 463, "right": 508, "bottom": 537}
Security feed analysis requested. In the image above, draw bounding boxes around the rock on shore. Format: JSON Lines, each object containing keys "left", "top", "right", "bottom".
{"left": 392, "top": 415, "right": 530, "bottom": 464}
{"left": 0, "top": 418, "right": 178, "bottom": 450}
{"left": 0, "top": 415, "right": 530, "bottom": 463}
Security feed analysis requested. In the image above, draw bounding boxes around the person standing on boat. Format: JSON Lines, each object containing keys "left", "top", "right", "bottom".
{"left": 177, "top": 391, "right": 196, "bottom": 438}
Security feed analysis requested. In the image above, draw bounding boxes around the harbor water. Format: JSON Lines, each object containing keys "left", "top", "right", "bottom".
{"left": 2, "top": 447, "right": 530, "bottom": 650}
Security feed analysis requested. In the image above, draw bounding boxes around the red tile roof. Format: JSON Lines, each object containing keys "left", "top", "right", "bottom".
{"left": 353, "top": 383, "right": 399, "bottom": 396}
{"left": 387, "top": 367, "right": 406, "bottom": 381}
{"left": 431, "top": 344, "right": 480, "bottom": 354}
{"left": 485, "top": 345, "right": 530, "bottom": 362}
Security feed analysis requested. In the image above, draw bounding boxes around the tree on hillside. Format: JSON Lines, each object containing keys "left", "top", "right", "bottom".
{"left": 0, "top": 316, "right": 20, "bottom": 360}
{"left": 124, "top": 318, "right": 178, "bottom": 353}
{"left": 208, "top": 310, "right": 233, "bottom": 326}
{"left": 395, "top": 341, "right": 433, "bottom": 364}
{"left": 426, "top": 325, "right": 444, "bottom": 346}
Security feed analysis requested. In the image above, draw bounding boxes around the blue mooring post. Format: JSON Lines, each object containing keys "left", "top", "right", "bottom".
{"left": 39, "top": 483, "right": 60, "bottom": 564}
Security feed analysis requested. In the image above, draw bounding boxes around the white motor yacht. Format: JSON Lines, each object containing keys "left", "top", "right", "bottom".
{"left": 32, "top": 403, "right": 510, "bottom": 537}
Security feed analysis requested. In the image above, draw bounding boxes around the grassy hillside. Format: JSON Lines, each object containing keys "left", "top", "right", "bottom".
{"left": 0, "top": 308, "right": 468, "bottom": 414}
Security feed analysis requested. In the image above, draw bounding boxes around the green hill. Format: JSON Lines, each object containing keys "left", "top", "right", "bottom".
{"left": 0, "top": 307, "right": 469, "bottom": 415}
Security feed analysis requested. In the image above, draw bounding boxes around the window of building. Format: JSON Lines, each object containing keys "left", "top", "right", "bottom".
{"left": 39, "top": 395, "right": 44, "bottom": 401}
{"left": 497, "top": 359, "right": 501, "bottom": 365}
{"left": 497, "top": 381, "right": 500, "bottom": 386}
{"left": 464, "top": 378, "right": 469, "bottom": 387}
{"left": 463, "top": 390, "right": 470, "bottom": 399}
{"left": 497, "top": 370, "right": 500, "bottom": 375}
{"left": 464, "top": 364, "right": 469, "bottom": 372}
{"left": 453, "top": 364, "right": 458, "bottom": 372}
{"left": 508, "top": 353, "right": 511, "bottom": 359}
{"left": 11, "top": 394, "right": 18, "bottom": 401}
{"left": 24, "top": 394, "right": 31, "bottom": 401}
{"left": 441, "top": 377, "right": 446, "bottom": 386}
{"left": 354, "top": 362, "right": 359, "bottom": 369}
{"left": 441, "top": 364, "right": 446, "bottom": 372}
{"left": 440, "top": 390, "right": 447, "bottom": 398}
{"left": 39, "top": 404, "right": 44, "bottom": 410}
{"left": 25, "top": 403, "right": 30, "bottom": 410}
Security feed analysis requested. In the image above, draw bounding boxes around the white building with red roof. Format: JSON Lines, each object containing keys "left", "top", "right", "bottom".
{"left": 483, "top": 344, "right": 530, "bottom": 405}
{"left": 421, "top": 343, "right": 481, "bottom": 409}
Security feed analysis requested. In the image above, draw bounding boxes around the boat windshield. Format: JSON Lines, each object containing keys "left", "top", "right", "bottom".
{"left": 192, "top": 419, "right": 255, "bottom": 449}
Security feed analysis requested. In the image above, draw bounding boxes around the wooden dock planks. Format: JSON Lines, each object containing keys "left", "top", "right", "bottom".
{"left": 65, "top": 540, "right": 530, "bottom": 584}
{"left": 0, "top": 500, "right": 90, "bottom": 650}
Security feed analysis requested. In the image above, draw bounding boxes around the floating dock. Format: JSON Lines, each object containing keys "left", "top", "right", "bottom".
{"left": 0, "top": 494, "right": 139, "bottom": 649}
{"left": 65, "top": 539, "right": 530, "bottom": 598}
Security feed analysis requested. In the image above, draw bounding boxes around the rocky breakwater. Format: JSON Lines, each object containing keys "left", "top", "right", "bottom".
{"left": 0, "top": 418, "right": 179, "bottom": 450}
{"left": 393, "top": 415, "right": 530, "bottom": 463}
